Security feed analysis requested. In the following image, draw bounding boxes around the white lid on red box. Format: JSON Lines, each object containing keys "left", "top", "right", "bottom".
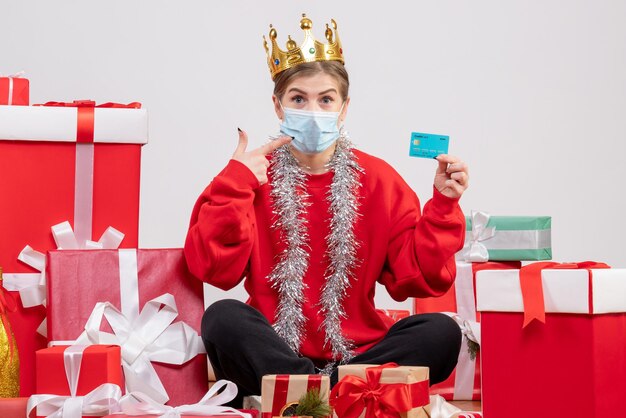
{"left": 0, "top": 105, "right": 148, "bottom": 144}
{"left": 475, "top": 268, "right": 626, "bottom": 314}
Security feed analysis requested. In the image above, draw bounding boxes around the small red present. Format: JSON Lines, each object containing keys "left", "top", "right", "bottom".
{"left": 29, "top": 344, "right": 123, "bottom": 418}
{"left": 0, "top": 100, "right": 147, "bottom": 396}
{"left": 35, "top": 345, "right": 123, "bottom": 395}
{"left": 261, "top": 374, "right": 330, "bottom": 418}
{"left": 46, "top": 248, "right": 206, "bottom": 406}
{"left": 0, "top": 73, "right": 29, "bottom": 105}
{"left": 331, "top": 363, "right": 430, "bottom": 418}
{"left": 476, "top": 262, "right": 625, "bottom": 418}
{"left": 413, "top": 260, "right": 520, "bottom": 401}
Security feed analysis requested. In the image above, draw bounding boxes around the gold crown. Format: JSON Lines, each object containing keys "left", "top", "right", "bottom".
{"left": 263, "top": 14, "right": 344, "bottom": 79}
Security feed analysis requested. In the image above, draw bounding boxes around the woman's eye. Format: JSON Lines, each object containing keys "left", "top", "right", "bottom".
{"left": 321, "top": 96, "right": 334, "bottom": 104}
{"left": 292, "top": 96, "right": 304, "bottom": 104}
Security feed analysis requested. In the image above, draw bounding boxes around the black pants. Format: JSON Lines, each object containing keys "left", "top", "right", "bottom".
{"left": 202, "top": 299, "right": 461, "bottom": 404}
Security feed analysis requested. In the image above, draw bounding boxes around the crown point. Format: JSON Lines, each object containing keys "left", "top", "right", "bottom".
{"left": 263, "top": 36, "right": 269, "bottom": 53}
{"left": 331, "top": 19, "right": 338, "bottom": 30}
{"left": 286, "top": 35, "right": 297, "bottom": 50}
{"left": 269, "top": 27, "right": 277, "bottom": 40}
{"left": 325, "top": 24, "right": 333, "bottom": 42}
{"left": 300, "top": 15, "right": 313, "bottom": 30}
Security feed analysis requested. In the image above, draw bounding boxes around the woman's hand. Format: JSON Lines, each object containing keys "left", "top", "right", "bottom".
{"left": 434, "top": 154, "right": 469, "bottom": 199}
{"left": 232, "top": 129, "right": 292, "bottom": 185}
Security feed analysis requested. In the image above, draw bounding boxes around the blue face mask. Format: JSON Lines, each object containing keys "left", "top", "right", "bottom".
{"left": 279, "top": 103, "right": 343, "bottom": 154}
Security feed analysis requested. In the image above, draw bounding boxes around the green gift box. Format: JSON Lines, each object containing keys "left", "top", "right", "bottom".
{"left": 460, "top": 211, "right": 552, "bottom": 261}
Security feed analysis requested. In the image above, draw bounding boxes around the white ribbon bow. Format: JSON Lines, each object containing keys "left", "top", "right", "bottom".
{"left": 74, "top": 293, "right": 206, "bottom": 404}
{"left": 1, "top": 71, "right": 25, "bottom": 78}
{"left": 27, "top": 383, "right": 122, "bottom": 418}
{"left": 463, "top": 210, "right": 496, "bottom": 262}
{"left": 27, "top": 345, "right": 122, "bottom": 418}
{"left": 117, "top": 380, "right": 252, "bottom": 418}
{"left": 2, "top": 221, "right": 124, "bottom": 336}
{"left": 447, "top": 313, "right": 481, "bottom": 346}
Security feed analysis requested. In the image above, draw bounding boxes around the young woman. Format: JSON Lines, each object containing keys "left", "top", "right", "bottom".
{"left": 184, "top": 15, "right": 469, "bottom": 401}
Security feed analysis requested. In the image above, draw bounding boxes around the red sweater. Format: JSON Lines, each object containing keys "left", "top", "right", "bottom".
{"left": 184, "top": 149, "right": 465, "bottom": 362}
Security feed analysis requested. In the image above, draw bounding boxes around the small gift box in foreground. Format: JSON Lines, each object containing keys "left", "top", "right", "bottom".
{"left": 413, "top": 260, "right": 520, "bottom": 400}
{"left": 0, "top": 101, "right": 147, "bottom": 396}
{"left": 460, "top": 211, "right": 551, "bottom": 262}
{"left": 36, "top": 345, "right": 123, "bottom": 395}
{"left": 261, "top": 374, "right": 330, "bottom": 418}
{"left": 330, "top": 363, "right": 430, "bottom": 418}
{"left": 29, "top": 345, "right": 122, "bottom": 418}
{"left": 46, "top": 248, "right": 207, "bottom": 406}
{"left": 476, "top": 262, "right": 626, "bottom": 418}
{"left": 0, "top": 74, "right": 29, "bottom": 105}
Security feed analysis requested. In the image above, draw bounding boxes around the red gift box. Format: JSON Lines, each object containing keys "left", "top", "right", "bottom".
{"left": 0, "top": 398, "right": 28, "bottom": 418}
{"left": 46, "top": 248, "right": 206, "bottom": 406}
{"left": 0, "top": 75, "right": 29, "bottom": 105}
{"left": 36, "top": 345, "right": 123, "bottom": 395}
{"left": 29, "top": 345, "right": 123, "bottom": 418}
{"left": 0, "top": 101, "right": 147, "bottom": 396}
{"left": 413, "top": 260, "right": 520, "bottom": 401}
{"left": 476, "top": 263, "right": 626, "bottom": 418}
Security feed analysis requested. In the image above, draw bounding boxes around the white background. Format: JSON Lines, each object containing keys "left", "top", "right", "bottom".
{"left": 3, "top": 1, "right": 625, "bottom": 310}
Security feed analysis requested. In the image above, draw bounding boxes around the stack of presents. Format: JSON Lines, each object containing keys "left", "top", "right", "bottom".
{"left": 1, "top": 73, "right": 625, "bottom": 418}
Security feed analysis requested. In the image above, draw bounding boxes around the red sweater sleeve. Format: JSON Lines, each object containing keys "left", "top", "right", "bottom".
{"left": 184, "top": 159, "right": 259, "bottom": 290}
{"left": 380, "top": 182, "right": 465, "bottom": 300}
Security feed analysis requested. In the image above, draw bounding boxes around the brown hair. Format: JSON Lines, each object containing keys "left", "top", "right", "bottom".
{"left": 273, "top": 61, "right": 349, "bottom": 101}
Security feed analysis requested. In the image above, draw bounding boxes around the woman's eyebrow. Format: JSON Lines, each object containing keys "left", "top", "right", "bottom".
{"left": 317, "top": 88, "right": 337, "bottom": 95}
{"left": 286, "top": 87, "right": 308, "bottom": 95}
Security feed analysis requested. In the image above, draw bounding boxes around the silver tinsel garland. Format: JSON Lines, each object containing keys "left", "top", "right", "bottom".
{"left": 267, "top": 131, "right": 363, "bottom": 367}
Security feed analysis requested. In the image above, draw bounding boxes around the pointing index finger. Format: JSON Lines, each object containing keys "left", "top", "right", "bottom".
{"left": 259, "top": 135, "right": 293, "bottom": 155}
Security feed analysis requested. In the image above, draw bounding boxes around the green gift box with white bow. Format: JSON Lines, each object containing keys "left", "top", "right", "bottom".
{"left": 459, "top": 211, "right": 552, "bottom": 262}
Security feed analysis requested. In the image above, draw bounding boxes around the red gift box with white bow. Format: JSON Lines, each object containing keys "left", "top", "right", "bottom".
{"left": 0, "top": 101, "right": 147, "bottom": 396}
{"left": 476, "top": 262, "right": 626, "bottom": 418}
{"left": 29, "top": 344, "right": 123, "bottom": 418}
{"left": 46, "top": 248, "right": 207, "bottom": 406}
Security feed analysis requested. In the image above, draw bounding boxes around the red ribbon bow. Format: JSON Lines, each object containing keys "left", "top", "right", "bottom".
{"left": 520, "top": 261, "right": 610, "bottom": 327}
{"left": 329, "top": 363, "right": 429, "bottom": 418}
{"left": 34, "top": 100, "right": 142, "bottom": 143}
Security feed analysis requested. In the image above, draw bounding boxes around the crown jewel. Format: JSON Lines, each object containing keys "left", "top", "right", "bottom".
{"left": 263, "top": 14, "right": 344, "bottom": 79}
